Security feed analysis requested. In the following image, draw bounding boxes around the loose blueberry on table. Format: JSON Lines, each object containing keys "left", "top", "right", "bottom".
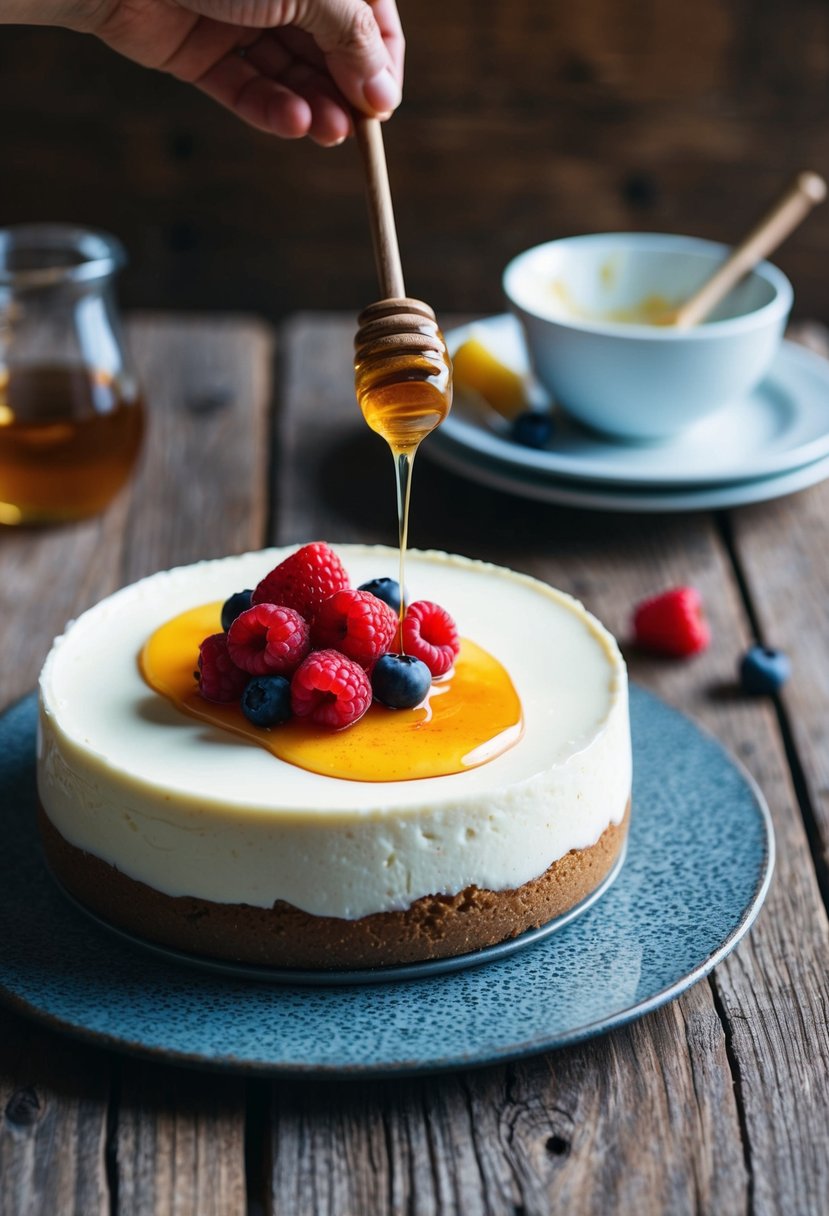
{"left": 739, "top": 645, "right": 791, "bottom": 694}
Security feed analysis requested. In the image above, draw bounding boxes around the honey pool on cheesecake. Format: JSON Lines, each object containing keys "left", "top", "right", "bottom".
{"left": 141, "top": 601, "right": 523, "bottom": 782}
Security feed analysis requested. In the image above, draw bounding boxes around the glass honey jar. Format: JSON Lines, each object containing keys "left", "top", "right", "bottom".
{"left": 0, "top": 225, "right": 144, "bottom": 525}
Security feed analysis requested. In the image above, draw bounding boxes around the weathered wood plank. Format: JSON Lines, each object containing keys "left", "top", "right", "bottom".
{"left": 269, "top": 982, "right": 745, "bottom": 1216}
{"left": 730, "top": 326, "right": 829, "bottom": 885}
{"left": 0, "top": 314, "right": 273, "bottom": 1216}
{"left": 119, "top": 314, "right": 273, "bottom": 584}
{"left": 0, "top": 1010, "right": 109, "bottom": 1216}
{"left": 114, "top": 1065, "right": 247, "bottom": 1216}
{"left": 267, "top": 316, "right": 766, "bottom": 1215}
{"left": 721, "top": 328, "right": 829, "bottom": 1215}
{"left": 0, "top": 480, "right": 133, "bottom": 714}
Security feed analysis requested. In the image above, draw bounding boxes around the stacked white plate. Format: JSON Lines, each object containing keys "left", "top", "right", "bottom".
{"left": 426, "top": 315, "right": 829, "bottom": 512}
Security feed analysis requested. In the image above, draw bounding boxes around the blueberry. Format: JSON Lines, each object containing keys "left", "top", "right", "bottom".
{"left": 371, "top": 653, "right": 431, "bottom": 709}
{"left": 358, "top": 577, "right": 401, "bottom": 614}
{"left": 511, "top": 410, "right": 554, "bottom": 449}
{"left": 241, "top": 675, "right": 292, "bottom": 727}
{"left": 221, "top": 589, "right": 253, "bottom": 632}
{"left": 739, "top": 645, "right": 791, "bottom": 695}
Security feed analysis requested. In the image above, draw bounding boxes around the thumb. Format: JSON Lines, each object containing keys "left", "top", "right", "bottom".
{"left": 295, "top": 0, "right": 401, "bottom": 116}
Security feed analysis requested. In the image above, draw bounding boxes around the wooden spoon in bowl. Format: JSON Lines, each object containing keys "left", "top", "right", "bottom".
{"left": 671, "top": 170, "right": 826, "bottom": 328}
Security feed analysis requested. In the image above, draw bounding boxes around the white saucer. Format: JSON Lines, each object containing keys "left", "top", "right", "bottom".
{"left": 426, "top": 433, "right": 829, "bottom": 513}
{"left": 441, "top": 315, "right": 829, "bottom": 488}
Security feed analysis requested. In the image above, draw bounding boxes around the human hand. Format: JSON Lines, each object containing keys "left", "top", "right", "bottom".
{"left": 21, "top": 0, "right": 405, "bottom": 146}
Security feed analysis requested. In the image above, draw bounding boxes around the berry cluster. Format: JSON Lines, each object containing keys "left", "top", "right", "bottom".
{"left": 195, "top": 542, "right": 460, "bottom": 730}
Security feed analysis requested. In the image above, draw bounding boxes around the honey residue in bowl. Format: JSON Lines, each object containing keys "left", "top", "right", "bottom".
{"left": 548, "top": 279, "right": 678, "bottom": 326}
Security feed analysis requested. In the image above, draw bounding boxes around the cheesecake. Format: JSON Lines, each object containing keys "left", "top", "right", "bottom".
{"left": 37, "top": 545, "right": 632, "bottom": 968}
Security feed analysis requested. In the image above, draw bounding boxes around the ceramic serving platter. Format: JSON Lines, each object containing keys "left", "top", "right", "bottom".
{"left": 0, "top": 688, "right": 772, "bottom": 1077}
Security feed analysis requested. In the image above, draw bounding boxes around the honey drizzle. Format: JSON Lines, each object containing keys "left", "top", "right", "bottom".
{"left": 394, "top": 447, "right": 413, "bottom": 631}
{"left": 354, "top": 298, "right": 453, "bottom": 636}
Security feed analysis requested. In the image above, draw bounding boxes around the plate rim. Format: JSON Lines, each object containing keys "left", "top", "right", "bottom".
{"left": 426, "top": 430, "right": 829, "bottom": 513}
{"left": 443, "top": 316, "right": 829, "bottom": 487}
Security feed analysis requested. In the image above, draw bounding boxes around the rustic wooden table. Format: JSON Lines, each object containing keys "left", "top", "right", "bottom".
{"left": 1, "top": 313, "right": 828, "bottom": 1216}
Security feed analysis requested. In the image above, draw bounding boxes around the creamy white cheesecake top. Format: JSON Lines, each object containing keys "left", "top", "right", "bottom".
{"left": 38, "top": 545, "right": 631, "bottom": 919}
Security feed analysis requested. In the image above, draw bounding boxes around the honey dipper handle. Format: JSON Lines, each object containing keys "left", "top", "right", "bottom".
{"left": 674, "top": 170, "right": 827, "bottom": 329}
{"left": 355, "top": 115, "right": 406, "bottom": 299}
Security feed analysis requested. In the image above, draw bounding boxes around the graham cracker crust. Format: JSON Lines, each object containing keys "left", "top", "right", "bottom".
{"left": 38, "top": 801, "right": 630, "bottom": 969}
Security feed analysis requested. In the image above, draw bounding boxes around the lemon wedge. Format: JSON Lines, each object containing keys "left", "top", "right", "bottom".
{"left": 451, "top": 338, "right": 527, "bottom": 421}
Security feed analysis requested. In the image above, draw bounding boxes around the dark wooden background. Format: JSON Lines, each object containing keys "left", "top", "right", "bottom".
{"left": 1, "top": 0, "right": 827, "bottom": 321}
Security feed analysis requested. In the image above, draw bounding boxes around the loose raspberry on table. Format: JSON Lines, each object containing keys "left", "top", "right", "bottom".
{"left": 290, "top": 649, "right": 372, "bottom": 729}
{"left": 252, "top": 542, "right": 350, "bottom": 621}
{"left": 311, "top": 589, "right": 398, "bottom": 667}
{"left": 227, "top": 603, "right": 310, "bottom": 676}
{"left": 197, "top": 633, "right": 249, "bottom": 703}
{"left": 632, "top": 586, "right": 710, "bottom": 657}
{"left": 401, "top": 600, "right": 460, "bottom": 677}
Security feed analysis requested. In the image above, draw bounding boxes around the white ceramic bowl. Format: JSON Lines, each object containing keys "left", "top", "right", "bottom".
{"left": 503, "top": 233, "right": 793, "bottom": 441}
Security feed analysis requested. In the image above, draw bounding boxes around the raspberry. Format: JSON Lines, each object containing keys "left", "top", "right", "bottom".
{"left": 311, "top": 589, "right": 398, "bottom": 667}
{"left": 401, "top": 601, "right": 459, "bottom": 677}
{"left": 197, "top": 633, "right": 248, "bottom": 703}
{"left": 632, "top": 586, "right": 710, "bottom": 657}
{"left": 252, "top": 542, "right": 350, "bottom": 621}
{"left": 227, "top": 603, "right": 310, "bottom": 676}
{"left": 290, "top": 649, "right": 372, "bottom": 729}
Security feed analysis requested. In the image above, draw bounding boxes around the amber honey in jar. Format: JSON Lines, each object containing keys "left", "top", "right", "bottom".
{"left": 0, "top": 226, "right": 144, "bottom": 525}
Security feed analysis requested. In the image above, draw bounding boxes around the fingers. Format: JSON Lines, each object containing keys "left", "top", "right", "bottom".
{"left": 175, "top": 0, "right": 405, "bottom": 116}
{"left": 195, "top": 50, "right": 315, "bottom": 139}
{"left": 244, "top": 33, "right": 351, "bottom": 143}
{"left": 289, "top": 0, "right": 403, "bottom": 117}
{"left": 194, "top": 32, "right": 355, "bottom": 145}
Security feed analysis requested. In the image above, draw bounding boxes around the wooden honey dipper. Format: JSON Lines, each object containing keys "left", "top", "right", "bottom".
{"left": 353, "top": 114, "right": 453, "bottom": 622}
{"left": 353, "top": 116, "right": 452, "bottom": 457}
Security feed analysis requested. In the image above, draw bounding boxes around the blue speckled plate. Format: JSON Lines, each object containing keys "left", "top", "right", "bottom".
{"left": 0, "top": 688, "right": 773, "bottom": 1077}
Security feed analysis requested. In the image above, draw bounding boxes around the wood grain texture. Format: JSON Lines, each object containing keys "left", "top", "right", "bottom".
{"left": 717, "top": 325, "right": 829, "bottom": 1215}
{"left": 0, "top": 314, "right": 274, "bottom": 1216}
{"left": 732, "top": 325, "right": 829, "bottom": 885}
{"left": 115, "top": 1065, "right": 246, "bottom": 1216}
{"left": 0, "top": 3, "right": 827, "bottom": 321}
{"left": 269, "top": 982, "right": 746, "bottom": 1216}
{"left": 119, "top": 313, "right": 273, "bottom": 583}
{"left": 0, "top": 1011, "right": 109, "bottom": 1216}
